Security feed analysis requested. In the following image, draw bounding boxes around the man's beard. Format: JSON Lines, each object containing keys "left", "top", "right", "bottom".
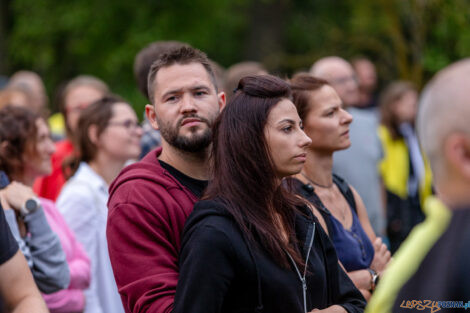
{"left": 157, "top": 114, "right": 213, "bottom": 153}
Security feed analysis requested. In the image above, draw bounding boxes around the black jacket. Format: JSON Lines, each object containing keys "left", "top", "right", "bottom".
{"left": 173, "top": 199, "right": 365, "bottom": 313}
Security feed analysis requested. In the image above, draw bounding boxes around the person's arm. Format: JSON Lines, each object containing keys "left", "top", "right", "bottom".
{"left": 3, "top": 208, "right": 34, "bottom": 267}
{"left": 1, "top": 182, "right": 70, "bottom": 294}
{"left": 107, "top": 180, "right": 193, "bottom": 313}
{"left": 24, "top": 207, "right": 70, "bottom": 293}
{"left": 42, "top": 201, "right": 91, "bottom": 313}
{"left": 0, "top": 250, "right": 49, "bottom": 313}
{"left": 173, "top": 224, "right": 235, "bottom": 313}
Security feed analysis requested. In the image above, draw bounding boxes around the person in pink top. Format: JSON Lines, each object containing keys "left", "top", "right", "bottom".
{"left": 0, "top": 105, "right": 91, "bottom": 313}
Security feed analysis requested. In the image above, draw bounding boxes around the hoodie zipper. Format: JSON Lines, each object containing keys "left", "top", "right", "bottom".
{"left": 285, "top": 222, "right": 315, "bottom": 313}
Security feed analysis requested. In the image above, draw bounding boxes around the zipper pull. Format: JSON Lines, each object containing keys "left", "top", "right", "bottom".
{"left": 301, "top": 278, "right": 307, "bottom": 313}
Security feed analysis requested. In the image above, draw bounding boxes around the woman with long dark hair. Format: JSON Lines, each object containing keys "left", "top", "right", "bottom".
{"left": 173, "top": 75, "right": 365, "bottom": 313}
{"left": 288, "top": 74, "right": 391, "bottom": 301}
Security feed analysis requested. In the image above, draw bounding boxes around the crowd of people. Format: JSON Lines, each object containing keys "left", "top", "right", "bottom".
{"left": 0, "top": 39, "right": 469, "bottom": 313}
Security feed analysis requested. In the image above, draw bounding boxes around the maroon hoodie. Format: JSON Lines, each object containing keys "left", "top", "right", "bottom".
{"left": 107, "top": 147, "right": 198, "bottom": 313}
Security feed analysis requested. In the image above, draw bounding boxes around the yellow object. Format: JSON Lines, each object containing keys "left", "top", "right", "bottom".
{"left": 378, "top": 125, "right": 433, "bottom": 207}
{"left": 48, "top": 112, "right": 66, "bottom": 138}
{"left": 365, "top": 197, "right": 451, "bottom": 313}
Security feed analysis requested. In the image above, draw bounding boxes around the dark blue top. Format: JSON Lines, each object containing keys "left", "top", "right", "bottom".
{"left": 290, "top": 176, "right": 374, "bottom": 272}
{"left": 328, "top": 208, "right": 374, "bottom": 271}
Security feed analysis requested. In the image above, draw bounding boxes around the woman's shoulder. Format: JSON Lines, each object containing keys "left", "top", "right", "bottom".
{"left": 189, "top": 199, "right": 235, "bottom": 229}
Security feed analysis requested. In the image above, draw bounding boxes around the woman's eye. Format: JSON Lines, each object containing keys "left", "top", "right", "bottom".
{"left": 282, "top": 126, "right": 292, "bottom": 133}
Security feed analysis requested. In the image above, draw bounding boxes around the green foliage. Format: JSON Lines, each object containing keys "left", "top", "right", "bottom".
{"left": 4, "top": 0, "right": 470, "bottom": 116}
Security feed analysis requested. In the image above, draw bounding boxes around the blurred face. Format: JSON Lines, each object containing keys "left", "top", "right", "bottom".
{"left": 393, "top": 90, "right": 418, "bottom": 125}
{"left": 98, "top": 103, "right": 142, "bottom": 162}
{"left": 8, "top": 90, "right": 29, "bottom": 108}
{"left": 146, "top": 62, "right": 225, "bottom": 153}
{"left": 65, "top": 86, "right": 106, "bottom": 134}
{"left": 303, "top": 85, "right": 353, "bottom": 153}
{"left": 23, "top": 118, "right": 56, "bottom": 179}
{"left": 354, "top": 60, "right": 377, "bottom": 92}
{"left": 323, "top": 62, "right": 360, "bottom": 107}
{"left": 264, "top": 99, "right": 312, "bottom": 180}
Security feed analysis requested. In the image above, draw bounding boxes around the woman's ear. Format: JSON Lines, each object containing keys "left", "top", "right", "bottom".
{"left": 88, "top": 124, "right": 99, "bottom": 146}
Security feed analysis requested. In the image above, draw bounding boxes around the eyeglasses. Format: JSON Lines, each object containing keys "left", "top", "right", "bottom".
{"left": 107, "top": 120, "right": 141, "bottom": 131}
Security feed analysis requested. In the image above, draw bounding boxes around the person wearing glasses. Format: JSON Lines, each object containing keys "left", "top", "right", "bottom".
{"left": 57, "top": 96, "right": 142, "bottom": 313}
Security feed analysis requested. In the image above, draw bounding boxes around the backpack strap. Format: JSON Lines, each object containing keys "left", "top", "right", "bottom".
{"left": 332, "top": 174, "right": 357, "bottom": 214}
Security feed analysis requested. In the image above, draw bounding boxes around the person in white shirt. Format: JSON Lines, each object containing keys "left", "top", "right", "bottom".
{"left": 57, "top": 95, "right": 142, "bottom": 313}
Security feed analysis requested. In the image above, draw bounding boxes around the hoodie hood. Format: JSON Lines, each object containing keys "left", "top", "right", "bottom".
{"left": 108, "top": 147, "right": 198, "bottom": 209}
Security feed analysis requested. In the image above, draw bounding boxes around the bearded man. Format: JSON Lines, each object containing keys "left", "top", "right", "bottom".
{"left": 107, "top": 46, "right": 225, "bottom": 313}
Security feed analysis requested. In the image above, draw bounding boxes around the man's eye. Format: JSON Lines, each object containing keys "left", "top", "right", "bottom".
{"left": 195, "top": 91, "right": 207, "bottom": 96}
{"left": 166, "top": 96, "right": 177, "bottom": 102}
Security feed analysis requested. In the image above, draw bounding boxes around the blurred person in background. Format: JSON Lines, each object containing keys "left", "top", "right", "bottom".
{"left": 310, "top": 56, "right": 386, "bottom": 240}
{"left": 0, "top": 207, "right": 48, "bottom": 313}
{"left": 223, "top": 61, "right": 267, "bottom": 101}
{"left": 8, "top": 70, "right": 49, "bottom": 115}
{"left": 34, "top": 75, "right": 109, "bottom": 201}
{"left": 0, "top": 85, "right": 32, "bottom": 109}
{"left": 367, "top": 59, "right": 470, "bottom": 313}
{"left": 58, "top": 96, "right": 141, "bottom": 313}
{"left": 378, "top": 81, "right": 433, "bottom": 253}
{"left": 289, "top": 74, "right": 390, "bottom": 301}
{"left": 0, "top": 106, "right": 71, "bottom": 294}
{"left": 134, "top": 40, "right": 190, "bottom": 159}
{"left": 351, "top": 58, "right": 379, "bottom": 110}
{"left": 0, "top": 105, "right": 91, "bottom": 312}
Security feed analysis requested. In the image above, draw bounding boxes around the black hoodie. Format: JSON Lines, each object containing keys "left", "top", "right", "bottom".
{"left": 173, "top": 199, "right": 365, "bottom": 313}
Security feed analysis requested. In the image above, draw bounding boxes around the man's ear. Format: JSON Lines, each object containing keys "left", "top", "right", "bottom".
{"left": 444, "top": 133, "right": 470, "bottom": 180}
{"left": 218, "top": 91, "right": 226, "bottom": 111}
{"left": 145, "top": 104, "right": 159, "bottom": 130}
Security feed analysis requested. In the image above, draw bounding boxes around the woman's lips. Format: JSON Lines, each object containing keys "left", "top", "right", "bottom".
{"left": 294, "top": 153, "right": 307, "bottom": 162}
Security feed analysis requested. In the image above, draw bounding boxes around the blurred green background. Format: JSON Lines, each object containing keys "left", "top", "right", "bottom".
{"left": 1, "top": 0, "right": 469, "bottom": 117}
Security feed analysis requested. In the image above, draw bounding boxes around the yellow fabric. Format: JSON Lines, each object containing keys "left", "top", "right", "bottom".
{"left": 365, "top": 197, "right": 452, "bottom": 313}
{"left": 378, "top": 125, "right": 433, "bottom": 206}
{"left": 48, "top": 112, "right": 65, "bottom": 137}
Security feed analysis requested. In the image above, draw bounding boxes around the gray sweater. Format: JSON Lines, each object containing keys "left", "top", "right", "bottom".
{"left": 4, "top": 207, "right": 70, "bottom": 294}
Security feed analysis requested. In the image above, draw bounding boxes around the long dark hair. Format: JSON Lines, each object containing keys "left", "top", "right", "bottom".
{"left": 204, "top": 74, "right": 306, "bottom": 268}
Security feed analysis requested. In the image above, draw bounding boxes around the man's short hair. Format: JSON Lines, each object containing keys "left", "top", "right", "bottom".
{"left": 147, "top": 46, "right": 217, "bottom": 105}
{"left": 134, "top": 41, "right": 190, "bottom": 100}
